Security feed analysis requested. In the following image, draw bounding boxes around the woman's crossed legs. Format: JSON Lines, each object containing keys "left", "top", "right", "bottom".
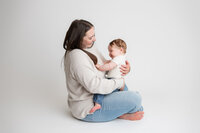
{"left": 82, "top": 90, "right": 144, "bottom": 122}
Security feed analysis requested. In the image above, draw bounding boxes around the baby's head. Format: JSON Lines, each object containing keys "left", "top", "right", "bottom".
{"left": 108, "top": 39, "right": 127, "bottom": 59}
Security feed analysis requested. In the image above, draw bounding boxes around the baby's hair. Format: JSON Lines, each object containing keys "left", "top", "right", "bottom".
{"left": 109, "top": 39, "right": 127, "bottom": 53}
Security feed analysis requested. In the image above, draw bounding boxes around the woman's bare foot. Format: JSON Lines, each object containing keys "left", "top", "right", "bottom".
{"left": 89, "top": 103, "right": 101, "bottom": 113}
{"left": 119, "top": 111, "right": 144, "bottom": 121}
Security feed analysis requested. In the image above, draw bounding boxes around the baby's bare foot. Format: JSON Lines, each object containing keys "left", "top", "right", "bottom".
{"left": 119, "top": 111, "right": 144, "bottom": 121}
{"left": 89, "top": 103, "right": 101, "bottom": 113}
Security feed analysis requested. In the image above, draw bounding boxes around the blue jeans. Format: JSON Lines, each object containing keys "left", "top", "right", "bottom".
{"left": 93, "top": 78, "right": 123, "bottom": 105}
{"left": 82, "top": 85, "right": 143, "bottom": 122}
{"left": 93, "top": 88, "right": 121, "bottom": 105}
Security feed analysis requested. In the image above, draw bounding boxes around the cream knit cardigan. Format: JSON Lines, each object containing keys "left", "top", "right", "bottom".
{"left": 64, "top": 46, "right": 124, "bottom": 119}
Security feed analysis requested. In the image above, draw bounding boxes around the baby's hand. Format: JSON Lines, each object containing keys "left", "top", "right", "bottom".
{"left": 95, "top": 64, "right": 100, "bottom": 69}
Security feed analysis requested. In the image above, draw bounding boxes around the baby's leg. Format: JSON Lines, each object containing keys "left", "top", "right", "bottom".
{"left": 90, "top": 94, "right": 104, "bottom": 113}
{"left": 89, "top": 103, "right": 101, "bottom": 113}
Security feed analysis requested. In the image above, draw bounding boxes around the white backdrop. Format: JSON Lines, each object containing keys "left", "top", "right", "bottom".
{"left": 0, "top": 0, "right": 200, "bottom": 133}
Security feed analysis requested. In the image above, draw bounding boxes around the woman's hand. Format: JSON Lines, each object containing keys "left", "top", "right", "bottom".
{"left": 120, "top": 60, "right": 131, "bottom": 76}
{"left": 119, "top": 78, "right": 125, "bottom": 91}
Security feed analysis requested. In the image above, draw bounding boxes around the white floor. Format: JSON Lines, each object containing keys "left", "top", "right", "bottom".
{"left": 1, "top": 84, "right": 200, "bottom": 133}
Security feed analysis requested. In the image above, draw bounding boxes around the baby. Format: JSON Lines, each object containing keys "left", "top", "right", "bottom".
{"left": 90, "top": 39, "right": 127, "bottom": 113}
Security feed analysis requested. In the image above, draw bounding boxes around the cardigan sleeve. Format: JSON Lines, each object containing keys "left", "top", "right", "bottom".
{"left": 69, "top": 50, "right": 124, "bottom": 94}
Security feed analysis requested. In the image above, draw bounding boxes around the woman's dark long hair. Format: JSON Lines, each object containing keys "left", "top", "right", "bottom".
{"left": 63, "top": 19, "right": 97, "bottom": 65}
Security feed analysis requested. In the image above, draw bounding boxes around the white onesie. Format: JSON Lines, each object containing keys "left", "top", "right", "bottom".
{"left": 107, "top": 55, "right": 126, "bottom": 79}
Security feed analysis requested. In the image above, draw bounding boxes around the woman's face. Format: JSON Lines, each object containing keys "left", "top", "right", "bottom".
{"left": 81, "top": 27, "right": 96, "bottom": 49}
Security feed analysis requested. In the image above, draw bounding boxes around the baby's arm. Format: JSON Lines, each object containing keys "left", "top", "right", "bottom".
{"left": 96, "top": 61, "right": 117, "bottom": 71}
{"left": 103, "top": 60, "right": 111, "bottom": 64}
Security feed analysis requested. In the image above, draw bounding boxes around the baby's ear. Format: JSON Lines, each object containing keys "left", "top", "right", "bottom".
{"left": 120, "top": 47, "right": 124, "bottom": 52}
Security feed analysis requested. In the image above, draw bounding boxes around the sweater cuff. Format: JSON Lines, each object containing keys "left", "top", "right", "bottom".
{"left": 114, "top": 78, "right": 124, "bottom": 89}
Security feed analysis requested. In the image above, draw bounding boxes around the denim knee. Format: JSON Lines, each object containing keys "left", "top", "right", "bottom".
{"left": 128, "top": 91, "right": 142, "bottom": 111}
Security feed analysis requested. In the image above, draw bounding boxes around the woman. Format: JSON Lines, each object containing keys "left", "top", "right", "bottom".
{"left": 63, "top": 19, "right": 144, "bottom": 122}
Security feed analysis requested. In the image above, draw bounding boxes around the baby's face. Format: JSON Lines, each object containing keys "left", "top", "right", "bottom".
{"left": 108, "top": 45, "right": 124, "bottom": 59}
